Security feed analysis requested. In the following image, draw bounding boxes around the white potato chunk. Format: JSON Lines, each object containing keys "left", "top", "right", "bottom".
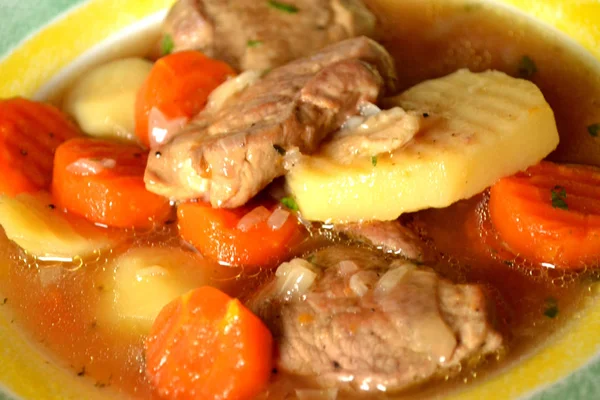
{"left": 98, "top": 247, "right": 213, "bottom": 334}
{"left": 0, "top": 192, "right": 117, "bottom": 261}
{"left": 287, "top": 69, "right": 559, "bottom": 222}
{"left": 63, "top": 58, "right": 153, "bottom": 142}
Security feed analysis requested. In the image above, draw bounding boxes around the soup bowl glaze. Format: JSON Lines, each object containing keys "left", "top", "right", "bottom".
{"left": 0, "top": 0, "right": 599, "bottom": 399}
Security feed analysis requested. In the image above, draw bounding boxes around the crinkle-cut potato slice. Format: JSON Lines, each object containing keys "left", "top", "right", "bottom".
{"left": 0, "top": 192, "right": 117, "bottom": 260}
{"left": 63, "top": 58, "right": 153, "bottom": 142}
{"left": 98, "top": 247, "right": 212, "bottom": 334}
{"left": 287, "top": 69, "right": 559, "bottom": 222}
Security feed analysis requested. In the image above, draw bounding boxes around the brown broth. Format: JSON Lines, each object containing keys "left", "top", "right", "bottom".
{"left": 1, "top": 0, "right": 600, "bottom": 399}
{"left": 366, "top": 0, "right": 600, "bottom": 165}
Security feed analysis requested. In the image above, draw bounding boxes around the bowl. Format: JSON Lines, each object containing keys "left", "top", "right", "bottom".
{"left": 0, "top": 0, "right": 599, "bottom": 399}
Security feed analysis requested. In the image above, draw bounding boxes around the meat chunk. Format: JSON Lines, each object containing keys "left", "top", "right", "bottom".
{"left": 320, "top": 106, "right": 422, "bottom": 164}
{"left": 335, "top": 219, "right": 431, "bottom": 262}
{"left": 145, "top": 37, "right": 397, "bottom": 207}
{"left": 163, "top": 0, "right": 376, "bottom": 71}
{"left": 250, "top": 246, "right": 502, "bottom": 393}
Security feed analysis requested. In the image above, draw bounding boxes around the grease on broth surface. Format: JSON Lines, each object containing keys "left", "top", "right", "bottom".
{"left": 1, "top": 0, "right": 600, "bottom": 399}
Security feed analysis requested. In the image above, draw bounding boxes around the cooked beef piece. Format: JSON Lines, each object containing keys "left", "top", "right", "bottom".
{"left": 163, "top": 0, "right": 376, "bottom": 71}
{"left": 145, "top": 37, "right": 397, "bottom": 207}
{"left": 250, "top": 246, "right": 502, "bottom": 393}
{"left": 319, "top": 106, "right": 423, "bottom": 163}
{"left": 335, "top": 220, "right": 431, "bottom": 262}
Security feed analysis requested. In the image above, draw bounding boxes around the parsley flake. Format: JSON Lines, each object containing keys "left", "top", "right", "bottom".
{"left": 247, "top": 39, "right": 264, "bottom": 48}
{"left": 161, "top": 34, "right": 174, "bottom": 56}
{"left": 371, "top": 156, "right": 378, "bottom": 167}
{"left": 281, "top": 196, "right": 299, "bottom": 212}
{"left": 544, "top": 297, "right": 558, "bottom": 319}
{"left": 550, "top": 186, "right": 568, "bottom": 210}
{"left": 518, "top": 56, "right": 537, "bottom": 78}
{"left": 588, "top": 123, "right": 600, "bottom": 138}
{"left": 268, "top": 0, "right": 299, "bottom": 13}
{"left": 273, "top": 144, "right": 286, "bottom": 155}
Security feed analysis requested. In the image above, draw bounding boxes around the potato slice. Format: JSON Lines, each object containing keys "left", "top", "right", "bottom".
{"left": 0, "top": 192, "right": 116, "bottom": 260}
{"left": 287, "top": 69, "right": 559, "bottom": 222}
{"left": 98, "top": 247, "right": 213, "bottom": 334}
{"left": 63, "top": 58, "right": 153, "bottom": 142}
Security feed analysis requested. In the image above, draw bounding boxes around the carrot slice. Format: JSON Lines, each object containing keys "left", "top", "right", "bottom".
{"left": 489, "top": 161, "right": 600, "bottom": 268}
{"left": 52, "top": 137, "right": 171, "bottom": 228}
{"left": 145, "top": 286, "right": 273, "bottom": 400}
{"left": 177, "top": 201, "right": 304, "bottom": 268}
{"left": 135, "top": 51, "right": 235, "bottom": 147}
{"left": 0, "top": 98, "right": 81, "bottom": 196}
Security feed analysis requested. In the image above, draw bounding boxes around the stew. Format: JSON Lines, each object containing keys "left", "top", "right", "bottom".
{"left": 1, "top": 0, "right": 600, "bottom": 399}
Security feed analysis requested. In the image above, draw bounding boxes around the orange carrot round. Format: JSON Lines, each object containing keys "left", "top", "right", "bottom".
{"left": 0, "top": 97, "right": 81, "bottom": 196}
{"left": 145, "top": 286, "right": 273, "bottom": 400}
{"left": 177, "top": 201, "right": 304, "bottom": 268}
{"left": 52, "top": 137, "right": 171, "bottom": 228}
{"left": 135, "top": 51, "right": 235, "bottom": 147}
{"left": 489, "top": 161, "right": 600, "bottom": 268}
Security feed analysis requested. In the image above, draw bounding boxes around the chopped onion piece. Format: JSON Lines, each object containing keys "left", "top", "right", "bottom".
{"left": 342, "top": 115, "right": 365, "bottom": 131}
{"left": 349, "top": 272, "right": 369, "bottom": 297}
{"left": 205, "top": 70, "right": 262, "bottom": 113}
{"left": 359, "top": 101, "right": 382, "bottom": 117}
{"left": 275, "top": 258, "right": 320, "bottom": 301}
{"left": 236, "top": 206, "right": 271, "bottom": 232}
{"left": 135, "top": 265, "right": 170, "bottom": 282}
{"left": 375, "top": 264, "right": 416, "bottom": 295}
{"left": 148, "top": 107, "right": 188, "bottom": 148}
{"left": 338, "top": 260, "right": 359, "bottom": 276}
{"left": 296, "top": 388, "right": 338, "bottom": 400}
{"left": 66, "top": 157, "right": 116, "bottom": 176}
{"left": 283, "top": 147, "right": 303, "bottom": 170}
{"left": 267, "top": 208, "right": 290, "bottom": 231}
{"left": 341, "top": 102, "right": 381, "bottom": 131}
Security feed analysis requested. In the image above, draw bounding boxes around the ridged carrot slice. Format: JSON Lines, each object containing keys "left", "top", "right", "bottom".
{"left": 145, "top": 286, "right": 273, "bottom": 400}
{"left": 489, "top": 161, "right": 600, "bottom": 268}
{"left": 52, "top": 137, "right": 172, "bottom": 228}
{"left": 134, "top": 51, "right": 235, "bottom": 147}
{"left": 0, "top": 98, "right": 81, "bottom": 196}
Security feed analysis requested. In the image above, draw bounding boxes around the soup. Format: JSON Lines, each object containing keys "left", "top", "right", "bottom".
{"left": 0, "top": 0, "right": 599, "bottom": 399}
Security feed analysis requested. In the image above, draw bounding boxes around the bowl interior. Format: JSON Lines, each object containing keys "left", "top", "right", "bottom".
{"left": 0, "top": 0, "right": 600, "bottom": 399}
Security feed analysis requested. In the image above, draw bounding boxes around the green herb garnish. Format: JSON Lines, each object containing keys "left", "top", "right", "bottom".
{"left": 161, "top": 34, "right": 174, "bottom": 56}
{"left": 371, "top": 156, "right": 378, "bottom": 167}
{"left": 518, "top": 56, "right": 537, "bottom": 78}
{"left": 247, "top": 39, "right": 264, "bottom": 48}
{"left": 588, "top": 123, "right": 600, "bottom": 138}
{"left": 273, "top": 144, "right": 286, "bottom": 155}
{"left": 281, "top": 196, "right": 299, "bottom": 211}
{"left": 268, "top": 0, "right": 299, "bottom": 13}
{"left": 551, "top": 186, "right": 568, "bottom": 210}
{"left": 544, "top": 297, "right": 558, "bottom": 319}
